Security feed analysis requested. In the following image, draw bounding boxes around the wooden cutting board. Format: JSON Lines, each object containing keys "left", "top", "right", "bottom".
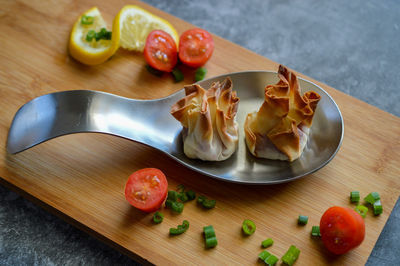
{"left": 1, "top": 0, "right": 399, "bottom": 265}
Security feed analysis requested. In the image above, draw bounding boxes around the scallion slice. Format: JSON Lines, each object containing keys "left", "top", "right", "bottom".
{"left": 185, "top": 190, "right": 196, "bottom": 201}
{"left": 364, "top": 192, "right": 380, "bottom": 205}
{"left": 152, "top": 211, "right": 164, "bottom": 224}
{"left": 169, "top": 220, "right": 189, "bottom": 235}
{"left": 203, "top": 225, "right": 217, "bottom": 248}
{"left": 197, "top": 195, "right": 216, "bottom": 209}
{"left": 311, "top": 226, "right": 321, "bottom": 237}
{"left": 85, "top": 27, "right": 112, "bottom": 42}
{"left": 171, "top": 201, "right": 184, "bottom": 213}
{"left": 197, "top": 195, "right": 206, "bottom": 204}
{"left": 177, "top": 184, "right": 185, "bottom": 192}
{"left": 146, "top": 65, "right": 164, "bottom": 76}
{"left": 373, "top": 200, "right": 383, "bottom": 215}
{"left": 258, "top": 250, "right": 271, "bottom": 261}
{"left": 178, "top": 192, "right": 189, "bottom": 202}
{"left": 259, "top": 250, "right": 278, "bottom": 265}
{"left": 172, "top": 68, "right": 184, "bottom": 82}
{"left": 202, "top": 198, "right": 216, "bottom": 209}
{"left": 167, "top": 190, "right": 179, "bottom": 201}
{"left": 350, "top": 191, "right": 360, "bottom": 203}
{"left": 86, "top": 30, "right": 96, "bottom": 42}
{"left": 165, "top": 199, "right": 173, "bottom": 208}
{"left": 264, "top": 254, "right": 278, "bottom": 266}
{"left": 242, "top": 219, "right": 256, "bottom": 235}
{"left": 281, "top": 245, "right": 300, "bottom": 266}
{"left": 298, "top": 215, "right": 308, "bottom": 225}
{"left": 205, "top": 236, "right": 218, "bottom": 248}
{"left": 102, "top": 29, "right": 112, "bottom": 40}
{"left": 355, "top": 205, "right": 368, "bottom": 218}
{"left": 81, "top": 15, "right": 94, "bottom": 25}
{"left": 261, "top": 238, "right": 274, "bottom": 248}
{"left": 204, "top": 225, "right": 215, "bottom": 239}
{"left": 195, "top": 67, "right": 207, "bottom": 81}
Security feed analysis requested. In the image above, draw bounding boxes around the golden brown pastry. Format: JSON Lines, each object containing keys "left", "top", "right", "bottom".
{"left": 170, "top": 78, "right": 239, "bottom": 161}
{"left": 244, "top": 65, "right": 321, "bottom": 161}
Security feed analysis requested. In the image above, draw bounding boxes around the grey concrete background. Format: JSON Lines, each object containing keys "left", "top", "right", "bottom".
{"left": 1, "top": 0, "right": 399, "bottom": 265}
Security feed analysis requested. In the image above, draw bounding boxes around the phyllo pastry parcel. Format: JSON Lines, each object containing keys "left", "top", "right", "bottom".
{"left": 170, "top": 78, "right": 239, "bottom": 161}
{"left": 244, "top": 65, "right": 321, "bottom": 161}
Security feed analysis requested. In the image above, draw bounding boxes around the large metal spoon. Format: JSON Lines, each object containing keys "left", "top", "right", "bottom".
{"left": 6, "top": 71, "right": 343, "bottom": 184}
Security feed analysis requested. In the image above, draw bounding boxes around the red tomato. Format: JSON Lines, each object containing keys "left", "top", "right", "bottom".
{"left": 320, "top": 206, "right": 365, "bottom": 255}
{"left": 178, "top": 28, "right": 214, "bottom": 68}
{"left": 124, "top": 168, "right": 168, "bottom": 213}
{"left": 144, "top": 30, "right": 177, "bottom": 72}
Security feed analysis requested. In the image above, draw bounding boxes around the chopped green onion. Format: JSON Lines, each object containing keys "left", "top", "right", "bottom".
{"left": 203, "top": 225, "right": 217, "bottom": 248}
{"left": 152, "top": 211, "right": 164, "bottom": 224}
{"left": 167, "top": 190, "right": 179, "bottom": 201}
{"left": 261, "top": 238, "right": 274, "bottom": 248}
{"left": 95, "top": 28, "right": 104, "bottom": 41}
{"left": 205, "top": 236, "right": 218, "bottom": 248}
{"left": 281, "top": 245, "right": 300, "bottom": 266}
{"left": 146, "top": 65, "right": 164, "bottom": 76}
{"left": 185, "top": 190, "right": 196, "bottom": 201}
{"left": 203, "top": 225, "right": 215, "bottom": 239}
{"left": 355, "top": 205, "right": 368, "bottom": 218}
{"left": 202, "top": 198, "right": 216, "bottom": 209}
{"left": 350, "top": 191, "right": 360, "bottom": 203}
{"left": 103, "top": 29, "right": 112, "bottom": 40}
{"left": 177, "top": 184, "right": 185, "bottom": 192}
{"left": 197, "top": 195, "right": 206, "bottom": 204}
{"left": 169, "top": 220, "right": 189, "bottom": 235}
{"left": 86, "top": 30, "right": 96, "bottom": 42}
{"left": 242, "top": 219, "right": 256, "bottom": 235}
{"left": 364, "top": 192, "right": 380, "bottom": 205}
{"left": 171, "top": 201, "right": 184, "bottom": 213}
{"left": 311, "top": 226, "right": 321, "bottom": 237}
{"left": 178, "top": 192, "right": 189, "bottom": 202}
{"left": 165, "top": 199, "right": 173, "bottom": 208}
{"left": 264, "top": 254, "right": 278, "bottom": 266}
{"left": 197, "top": 195, "right": 216, "bottom": 209}
{"left": 175, "top": 185, "right": 196, "bottom": 201}
{"left": 373, "top": 200, "right": 383, "bottom": 215}
{"left": 165, "top": 188, "right": 195, "bottom": 212}
{"left": 172, "top": 68, "right": 184, "bottom": 82}
{"left": 298, "top": 215, "right": 308, "bottom": 225}
{"left": 81, "top": 15, "right": 94, "bottom": 25}
{"left": 93, "top": 28, "right": 112, "bottom": 41}
{"left": 258, "top": 250, "right": 271, "bottom": 261}
{"left": 86, "top": 28, "right": 111, "bottom": 42}
{"left": 259, "top": 250, "right": 278, "bottom": 266}
{"left": 195, "top": 67, "right": 207, "bottom": 81}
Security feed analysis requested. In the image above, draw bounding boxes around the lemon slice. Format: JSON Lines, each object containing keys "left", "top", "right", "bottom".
{"left": 115, "top": 5, "right": 179, "bottom": 52}
{"left": 69, "top": 7, "right": 120, "bottom": 65}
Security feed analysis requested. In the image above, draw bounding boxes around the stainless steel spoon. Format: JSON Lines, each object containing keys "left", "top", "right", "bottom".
{"left": 6, "top": 71, "right": 343, "bottom": 184}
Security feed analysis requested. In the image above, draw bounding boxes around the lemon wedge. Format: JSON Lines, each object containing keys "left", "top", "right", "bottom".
{"left": 69, "top": 7, "right": 120, "bottom": 65}
{"left": 115, "top": 5, "right": 179, "bottom": 52}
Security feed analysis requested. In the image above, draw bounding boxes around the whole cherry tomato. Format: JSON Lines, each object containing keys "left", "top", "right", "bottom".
{"left": 320, "top": 206, "right": 365, "bottom": 255}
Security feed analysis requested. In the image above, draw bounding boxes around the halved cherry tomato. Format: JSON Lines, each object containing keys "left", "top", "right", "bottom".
{"left": 144, "top": 30, "right": 177, "bottom": 72}
{"left": 124, "top": 168, "right": 168, "bottom": 213}
{"left": 178, "top": 28, "right": 214, "bottom": 68}
{"left": 320, "top": 206, "right": 365, "bottom": 255}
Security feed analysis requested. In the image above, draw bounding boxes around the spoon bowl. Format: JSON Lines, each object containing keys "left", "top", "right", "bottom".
{"left": 7, "top": 71, "right": 343, "bottom": 184}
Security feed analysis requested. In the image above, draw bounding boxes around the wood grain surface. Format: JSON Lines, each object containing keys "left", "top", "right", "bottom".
{"left": 1, "top": 0, "right": 400, "bottom": 265}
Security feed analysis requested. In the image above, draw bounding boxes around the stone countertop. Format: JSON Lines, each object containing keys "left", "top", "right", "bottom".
{"left": 1, "top": 0, "right": 399, "bottom": 265}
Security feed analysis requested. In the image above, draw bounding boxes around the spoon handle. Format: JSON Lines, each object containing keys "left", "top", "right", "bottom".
{"left": 7, "top": 90, "right": 182, "bottom": 154}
